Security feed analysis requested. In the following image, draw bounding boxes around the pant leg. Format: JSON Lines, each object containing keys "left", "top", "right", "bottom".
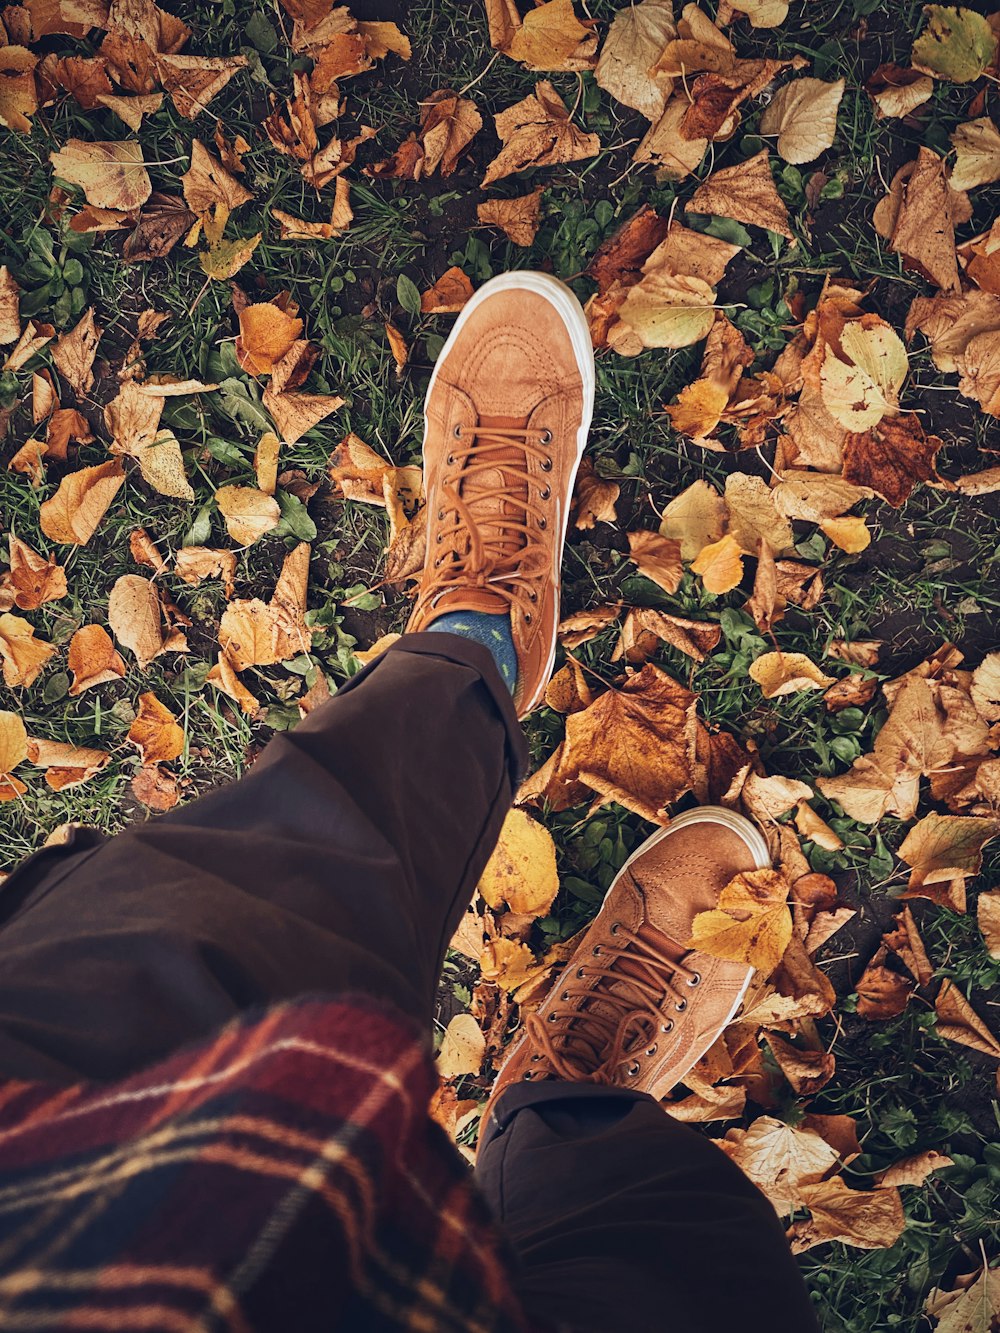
{"left": 475, "top": 1083, "right": 822, "bottom": 1333}
{"left": 0, "top": 633, "right": 525, "bottom": 1084}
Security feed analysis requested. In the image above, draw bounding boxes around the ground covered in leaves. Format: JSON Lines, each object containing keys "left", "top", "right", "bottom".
{"left": 2, "top": 0, "right": 1000, "bottom": 1328}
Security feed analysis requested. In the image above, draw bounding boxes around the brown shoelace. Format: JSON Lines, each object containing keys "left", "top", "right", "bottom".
{"left": 523, "top": 922, "right": 701, "bottom": 1084}
{"left": 427, "top": 424, "right": 554, "bottom": 615}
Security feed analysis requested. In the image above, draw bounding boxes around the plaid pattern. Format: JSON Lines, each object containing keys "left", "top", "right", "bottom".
{"left": 0, "top": 997, "right": 531, "bottom": 1332}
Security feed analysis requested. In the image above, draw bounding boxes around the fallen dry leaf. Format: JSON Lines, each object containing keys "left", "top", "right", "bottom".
{"left": 236, "top": 300, "right": 305, "bottom": 378}
{"left": 750, "top": 651, "right": 836, "bottom": 698}
{"left": 0, "top": 535, "right": 67, "bottom": 611}
{"left": 420, "top": 266, "right": 475, "bottom": 314}
{"left": 67, "top": 623, "right": 126, "bottom": 695}
{"left": 610, "top": 269, "right": 716, "bottom": 353}
{"left": 476, "top": 188, "right": 543, "bottom": 247}
{"left": 478, "top": 807, "right": 559, "bottom": 917}
{"left": 217, "top": 541, "right": 313, "bottom": 671}
{"left": 719, "top": 1114, "right": 840, "bottom": 1216}
{"left": 627, "top": 530, "right": 682, "bottom": 594}
{"left": 181, "top": 138, "right": 253, "bottom": 218}
{"left": 108, "top": 574, "right": 185, "bottom": 669}
{"left": 842, "top": 413, "right": 943, "bottom": 507}
{"left": 949, "top": 116, "right": 1000, "bottom": 192}
{"left": 263, "top": 387, "right": 345, "bottom": 443}
{"left": 215, "top": 484, "right": 280, "bottom": 546}
{"left": 50, "top": 138, "right": 152, "bottom": 210}
{"left": 131, "top": 763, "right": 179, "bottom": 811}
{"left": 686, "top": 149, "right": 793, "bottom": 239}
{"left": 128, "top": 690, "right": 184, "bottom": 764}
{"left": 865, "top": 63, "right": 934, "bottom": 119}
{"left": 595, "top": 0, "right": 676, "bottom": 122}
{"left": 39, "top": 459, "right": 126, "bottom": 546}
{"left": 880, "top": 147, "right": 962, "bottom": 293}
{"left": 26, "top": 737, "right": 109, "bottom": 790}
{"left": 659, "top": 479, "right": 727, "bottom": 562}
{"left": 0, "top": 612, "right": 56, "bottom": 687}
{"left": 971, "top": 652, "right": 1000, "bottom": 723}
{"left": 0, "top": 44, "right": 39, "bottom": 134}
{"left": 978, "top": 890, "right": 1000, "bottom": 959}
{"left": 156, "top": 51, "right": 247, "bottom": 119}
{"left": 0, "top": 266, "right": 20, "bottom": 344}
{"left": 877, "top": 1151, "right": 954, "bottom": 1189}
{"left": 911, "top": 4, "right": 998, "bottom": 83}
{"left": 934, "top": 978, "right": 1000, "bottom": 1058}
{"left": 482, "top": 79, "right": 600, "bottom": 186}
{"left": 0, "top": 709, "right": 27, "bottom": 799}
{"left": 765, "top": 1031, "right": 836, "bottom": 1096}
{"left": 787, "top": 1177, "right": 905, "bottom": 1253}
{"left": 436, "top": 1012, "right": 485, "bottom": 1080}
{"left": 174, "top": 546, "right": 237, "bottom": 597}
{"left": 614, "top": 607, "right": 722, "bottom": 665}
{"left": 724, "top": 472, "right": 795, "bottom": 555}
{"left": 51, "top": 307, "right": 100, "bottom": 399}
{"left": 856, "top": 945, "right": 913, "bottom": 1020}
{"left": 758, "top": 77, "right": 844, "bottom": 165}
{"left": 898, "top": 812, "right": 999, "bottom": 892}
{"left": 687, "top": 867, "right": 793, "bottom": 975}
{"left": 691, "top": 532, "right": 744, "bottom": 594}
{"left": 557, "top": 603, "right": 623, "bottom": 649}
{"left": 573, "top": 457, "right": 619, "bottom": 529}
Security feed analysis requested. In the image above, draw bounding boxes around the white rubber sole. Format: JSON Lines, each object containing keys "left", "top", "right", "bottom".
{"left": 422, "top": 270, "right": 597, "bottom": 715}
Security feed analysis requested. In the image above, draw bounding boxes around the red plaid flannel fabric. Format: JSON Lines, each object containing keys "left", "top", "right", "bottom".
{"left": 0, "top": 997, "right": 531, "bottom": 1331}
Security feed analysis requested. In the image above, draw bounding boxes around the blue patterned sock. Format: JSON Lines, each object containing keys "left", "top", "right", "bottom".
{"left": 426, "top": 609, "right": 518, "bottom": 694}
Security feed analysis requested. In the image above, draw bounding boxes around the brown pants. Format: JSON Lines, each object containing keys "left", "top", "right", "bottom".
{"left": 0, "top": 634, "right": 820, "bottom": 1332}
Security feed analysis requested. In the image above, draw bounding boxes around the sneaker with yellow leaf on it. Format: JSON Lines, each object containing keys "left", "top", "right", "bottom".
{"left": 481, "top": 806, "right": 772, "bottom": 1135}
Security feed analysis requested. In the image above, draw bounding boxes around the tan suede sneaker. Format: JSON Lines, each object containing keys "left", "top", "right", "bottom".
{"left": 482, "top": 808, "right": 771, "bottom": 1127}
{"left": 406, "top": 272, "right": 595, "bottom": 717}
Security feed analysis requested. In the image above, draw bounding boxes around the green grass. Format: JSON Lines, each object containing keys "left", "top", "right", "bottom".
{"left": 1, "top": 0, "right": 999, "bottom": 1327}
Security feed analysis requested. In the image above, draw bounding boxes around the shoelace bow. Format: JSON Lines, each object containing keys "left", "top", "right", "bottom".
{"left": 524, "top": 922, "right": 700, "bottom": 1084}
{"left": 428, "top": 425, "right": 553, "bottom": 611}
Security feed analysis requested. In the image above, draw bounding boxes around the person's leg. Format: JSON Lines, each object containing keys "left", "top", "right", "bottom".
{"left": 476, "top": 809, "right": 822, "bottom": 1331}
{"left": 0, "top": 633, "right": 525, "bottom": 1083}
{"left": 476, "top": 1083, "right": 822, "bottom": 1333}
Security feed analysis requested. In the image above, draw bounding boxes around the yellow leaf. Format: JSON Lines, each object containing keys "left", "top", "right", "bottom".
{"left": 686, "top": 867, "right": 793, "bottom": 974}
{"left": 108, "top": 575, "right": 180, "bottom": 669}
{"left": 506, "top": 0, "right": 596, "bottom": 71}
{"left": 820, "top": 317, "right": 908, "bottom": 430}
{"left": 949, "top": 116, "right": 1000, "bottom": 191}
{"left": 216, "top": 484, "right": 280, "bottom": 545}
{"left": 181, "top": 139, "right": 253, "bottom": 218}
{"left": 0, "top": 710, "right": 28, "bottom": 783}
{"left": 0, "top": 535, "right": 67, "bottom": 611}
{"left": 200, "top": 229, "right": 261, "bottom": 281}
{"left": 911, "top": 4, "right": 998, "bottom": 83}
{"left": 0, "top": 612, "right": 57, "bottom": 687}
{"left": 935, "top": 977, "right": 1000, "bottom": 1057}
{"left": 971, "top": 651, "right": 1000, "bottom": 722}
{"left": 50, "top": 138, "right": 152, "bottom": 210}
{"left": 236, "top": 301, "right": 305, "bottom": 377}
{"left": 686, "top": 149, "right": 792, "bottom": 239}
{"left": 612, "top": 270, "right": 716, "bottom": 352}
{"left": 436, "top": 1012, "right": 485, "bottom": 1079}
{"left": 217, "top": 542, "right": 313, "bottom": 670}
{"left": 723, "top": 472, "right": 794, "bottom": 555}
{"left": 691, "top": 533, "right": 744, "bottom": 594}
{"left": 476, "top": 188, "right": 544, "bottom": 247}
{"left": 39, "top": 458, "right": 126, "bottom": 546}
{"left": 51, "top": 307, "right": 100, "bottom": 399}
{"left": 749, "top": 651, "right": 836, "bottom": 697}
{"left": 263, "top": 387, "right": 345, "bottom": 443}
{"left": 0, "top": 45, "right": 39, "bottom": 134}
{"left": 821, "top": 515, "right": 872, "bottom": 552}
{"left": 478, "top": 808, "right": 559, "bottom": 917}
{"left": 25, "top": 736, "right": 109, "bottom": 789}
{"left": 659, "top": 479, "right": 727, "bottom": 563}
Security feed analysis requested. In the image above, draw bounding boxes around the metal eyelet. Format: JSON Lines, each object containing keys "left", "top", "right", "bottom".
{"left": 661, "top": 1020, "right": 674, "bottom": 1034}
{"left": 687, "top": 972, "right": 701, "bottom": 987}
{"left": 645, "top": 1044, "right": 657, "bottom": 1057}
{"left": 548, "top": 1011, "right": 558, "bottom": 1022}
{"left": 524, "top": 1070, "right": 534, "bottom": 1080}
{"left": 447, "top": 453, "right": 455, "bottom": 466}
{"left": 531, "top": 1053, "right": 541, "bottom": 1062}
{"left": 540, "top": 486, "right": 551, "bottom": 500}
{"left": 560, "top": 991, "right": 569, "bottom": 1001}
{"left": 627, "top": 1061, "right": 641, "bottom": 1077}
{"left": 538, "top": 517, "right": 547, "bottom": 530}
{"left": 453, "top": 425, "right": 463, "bottom": 439}
{"left": 610, "top": 922, "right": 620, "bottom": 936}
{"left": 435, "top": 534, "right": 443, "bottom": 544}
{"left": 539, "top": 430, "right": 553, "bottom": 445}
{"left": 576, "top": 966, "right": 586, "bottom": 978}
{"left": 524, "top": 612, "right": 532, "bottom": 625}
{"left": 592, "top": 944, "right": 602, "bottom": 956}
{"left": 676, "top": 998, "right": 687, "bottom": 1013}
{"left": 540, "top": 456, "right": 553, "bottom": 472}
{"left": 528, "top": 590, "right": 537, "bottom": 602}
{"left": 437, "top": 509, "right": 445, "bottom": 521}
